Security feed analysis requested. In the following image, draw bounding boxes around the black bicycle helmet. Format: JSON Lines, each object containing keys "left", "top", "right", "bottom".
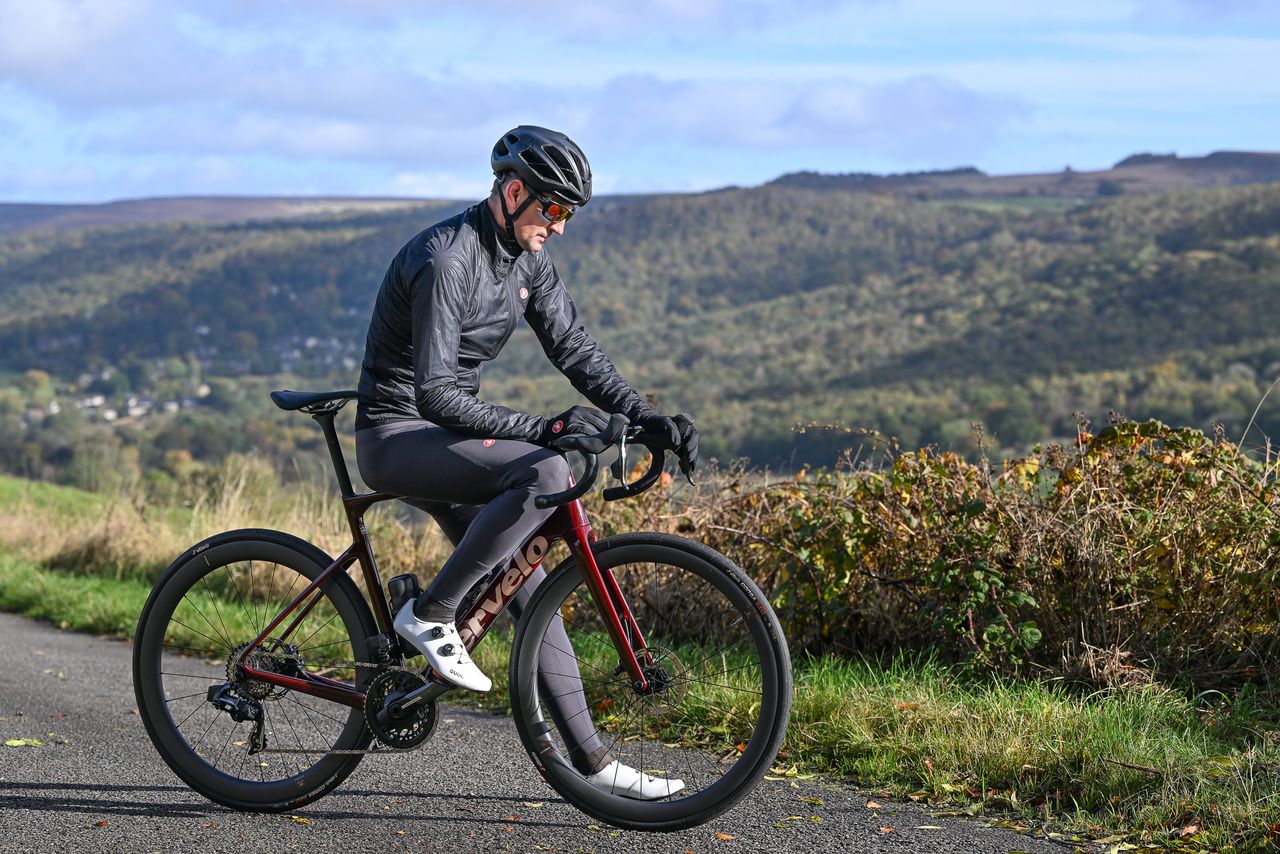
{"left": 491, "top": 126, "right": 592, "bottom": 207}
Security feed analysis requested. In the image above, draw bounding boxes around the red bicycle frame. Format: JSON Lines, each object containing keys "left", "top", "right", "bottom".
{"left": 236, "top": 489, "right": 653, "bottom": 709}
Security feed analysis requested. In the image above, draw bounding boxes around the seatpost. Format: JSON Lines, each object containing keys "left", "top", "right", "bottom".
{"left": 312, "top": 411, "right": 356, "bottom": 498}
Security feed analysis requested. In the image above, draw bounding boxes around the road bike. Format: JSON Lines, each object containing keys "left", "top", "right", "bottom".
{"left": 132, "top": 390, "right": 792, "bottom": 832}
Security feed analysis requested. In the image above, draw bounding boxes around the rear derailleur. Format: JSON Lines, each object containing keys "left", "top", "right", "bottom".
{"left": 207, "top": 683, "right": 267, "bottom": 754}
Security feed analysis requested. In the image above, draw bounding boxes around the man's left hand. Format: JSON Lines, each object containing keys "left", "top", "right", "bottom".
{"left": 637, "top": 413, "right": 699, "bottom": 479}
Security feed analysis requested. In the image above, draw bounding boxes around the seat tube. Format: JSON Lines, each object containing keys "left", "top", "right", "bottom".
{"left": 313, "top": 411, "right": 355, "bottom": 498}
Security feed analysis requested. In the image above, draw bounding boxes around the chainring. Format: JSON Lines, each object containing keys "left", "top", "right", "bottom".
{"left": 364, "top": 668, "right": 438, "bottom": 750}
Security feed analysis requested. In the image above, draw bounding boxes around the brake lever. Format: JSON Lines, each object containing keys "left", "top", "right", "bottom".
{"left": 610, "top": 431, "right": 628, "bottom": 482}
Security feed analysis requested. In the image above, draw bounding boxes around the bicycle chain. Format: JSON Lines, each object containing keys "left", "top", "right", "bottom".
{"left": 243, "top": 654, "right": 437, "bottom": 756}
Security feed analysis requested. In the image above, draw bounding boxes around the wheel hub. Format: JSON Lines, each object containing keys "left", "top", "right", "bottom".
{"left": 226, "top": 638, "right": 303, "bottom": 700}
{"left": 631, "top": 646, "right": 686, "bottom": 709}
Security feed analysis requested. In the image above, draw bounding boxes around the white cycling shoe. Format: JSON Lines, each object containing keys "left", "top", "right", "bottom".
{"left": 585, "top": 760, "right": 685, "bottom": 800}
{"left": 393, "top": 601, "right": 492, "bottom": 693}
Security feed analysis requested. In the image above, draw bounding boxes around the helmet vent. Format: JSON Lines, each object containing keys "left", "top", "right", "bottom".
{"left": 490, "top": 125, "right": 592, "bottom": 206}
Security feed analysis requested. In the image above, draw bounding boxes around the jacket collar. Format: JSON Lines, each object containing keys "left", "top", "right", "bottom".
{"left": 476, "top": 199, "right": 523, "bottom": 273}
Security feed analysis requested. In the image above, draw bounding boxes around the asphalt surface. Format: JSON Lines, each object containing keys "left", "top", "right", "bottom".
{"left": 0, "top": 611, "right": 1090, "bottom": 853}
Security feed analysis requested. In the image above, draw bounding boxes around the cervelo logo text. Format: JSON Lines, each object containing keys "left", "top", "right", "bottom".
{"left": 458, "top": 536, "right": 548, "bottom": 645}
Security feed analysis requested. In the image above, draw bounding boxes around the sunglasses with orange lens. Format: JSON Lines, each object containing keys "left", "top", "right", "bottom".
{"left": 537, "top": 196, "right": 576, "bottom": 224}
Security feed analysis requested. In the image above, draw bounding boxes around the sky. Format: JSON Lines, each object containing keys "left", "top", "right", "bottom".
{"left": 0, "top": 0, "right": 1276, "bottom": 203}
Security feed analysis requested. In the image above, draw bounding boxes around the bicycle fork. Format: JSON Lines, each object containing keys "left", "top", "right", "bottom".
{"left": 563, "top": 502, "right": 656, "bottom": 694}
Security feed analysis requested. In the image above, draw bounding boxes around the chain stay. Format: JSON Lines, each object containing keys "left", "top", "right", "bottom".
{"left": 246, "top": 654, "right": 434, "bottom": 756}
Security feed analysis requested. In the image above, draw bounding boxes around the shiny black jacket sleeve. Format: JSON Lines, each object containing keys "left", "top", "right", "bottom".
{"left": 525, "top": 255, "right": 656, "bottom": 423}
{"left": 411, "top": 256, "right": 548, "bottom": 440}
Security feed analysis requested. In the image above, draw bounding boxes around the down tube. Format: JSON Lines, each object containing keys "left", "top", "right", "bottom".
{"left": 454, "top": 504, "right": 576, "bottom": 651}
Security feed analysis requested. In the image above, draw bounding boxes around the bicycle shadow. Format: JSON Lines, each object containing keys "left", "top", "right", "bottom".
{"left": 0, "top": 781, "right": 584, "bottom": 829}
{"left": 0, "top": 781, "right": 214, "bottom": 819}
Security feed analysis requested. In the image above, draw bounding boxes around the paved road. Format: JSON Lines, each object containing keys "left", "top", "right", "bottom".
{"left": 0, "top": 612, "right": 1088, "bottom": 853}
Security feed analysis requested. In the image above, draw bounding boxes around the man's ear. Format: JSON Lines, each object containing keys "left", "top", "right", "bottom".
{"left": 504, "top": 177, "right": 526, "bottom": 207}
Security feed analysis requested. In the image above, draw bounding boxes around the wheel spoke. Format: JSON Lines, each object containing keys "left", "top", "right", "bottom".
{"left": 512, "top": 543, "right": 788, "bottom": 827}
{"left": 137, "top": 542, "right": 372, "bottom": 801}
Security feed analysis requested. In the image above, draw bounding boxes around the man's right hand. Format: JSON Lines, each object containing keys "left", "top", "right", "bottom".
{"left": 537, "top": 405, "right": 610, "bottom": 446}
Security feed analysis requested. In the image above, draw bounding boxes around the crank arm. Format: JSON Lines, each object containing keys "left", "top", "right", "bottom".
{"left": 388, "top": 679, "right": 454, "bottom": 718}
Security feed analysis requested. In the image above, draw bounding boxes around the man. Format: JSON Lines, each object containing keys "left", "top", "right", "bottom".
{"left": 354, "top": 126, "right": 698, "bottom": 799}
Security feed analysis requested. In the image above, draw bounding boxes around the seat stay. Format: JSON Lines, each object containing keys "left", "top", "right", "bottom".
{"left": 236, "top": 544, "right": 367, "bottom": 709}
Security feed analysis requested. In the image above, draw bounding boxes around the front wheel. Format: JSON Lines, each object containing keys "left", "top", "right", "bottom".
{"left": 509, "top": 533, "right": 792, "bottom": 832}
{"left": 132, "top": 529, "right": 377, "bottom": 812}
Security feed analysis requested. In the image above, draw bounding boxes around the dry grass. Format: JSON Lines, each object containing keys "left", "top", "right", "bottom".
{"left": 0, "top": 454, "right": 453, "bottom": 589}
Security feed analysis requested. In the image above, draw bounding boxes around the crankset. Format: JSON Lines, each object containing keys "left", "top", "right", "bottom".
{"left": 365, "top": 668, "right": 438, "bottom": 749}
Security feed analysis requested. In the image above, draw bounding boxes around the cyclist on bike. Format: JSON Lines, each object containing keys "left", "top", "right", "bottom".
{"left": 354, "top": 126, "right": 698, "bottom": 799}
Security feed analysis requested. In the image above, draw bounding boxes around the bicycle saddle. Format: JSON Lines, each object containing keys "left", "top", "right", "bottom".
{"left": 270, "top": 389, "right": 358, "bottom": 412}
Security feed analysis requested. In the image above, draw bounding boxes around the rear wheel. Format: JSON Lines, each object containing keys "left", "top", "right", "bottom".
{"left": 509, "top": 533, "right": 791, "bottom": 832}
{"left": 132, "top": 529, "right": 376, "bottom": 811}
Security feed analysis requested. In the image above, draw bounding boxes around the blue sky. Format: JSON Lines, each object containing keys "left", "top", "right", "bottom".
{"left": 0, "top": 0, "right": 1276, "bottom": 202}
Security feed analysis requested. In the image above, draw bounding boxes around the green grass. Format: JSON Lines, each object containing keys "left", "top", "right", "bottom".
{"left": 0, "top": 472, "right": 109, "bottom": 519}
{"left": 2, "top": 555, "right": 1276, "bottom": 850}
{"left": 0, "top": 555, "right": 150, "bottom": 635}
{"left": 0, "top": 471, "right": 193, "bottom": 532}
{"left": 787, "top": 655, "right": 1280, "bottom": 851}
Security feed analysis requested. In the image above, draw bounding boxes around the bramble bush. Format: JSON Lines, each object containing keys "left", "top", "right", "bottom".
{"left": 595, "top": 417, "right": 1280, "bottom": 690}
{"left": 7, "top": 415, "right": 1276, "bottom": 691}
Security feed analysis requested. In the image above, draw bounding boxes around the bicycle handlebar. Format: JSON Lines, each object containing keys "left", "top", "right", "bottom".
{"left": 532, "top": 425, "right": 672, "bottom": 510}
{"left": 602, "top": 443, "right": 666, "bottom": 502}
{"left": 533, "top": 452, "right": 601, "bottom": 510}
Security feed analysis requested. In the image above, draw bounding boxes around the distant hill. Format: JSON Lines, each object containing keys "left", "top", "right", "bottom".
{"left": 770, "top": 150, "right": 1280, "bottom": 199}
{"left": 5, "top": 150, "right": 1280, "bottom": 240}
{"left": 0, "top": 196, "right": 434, "bottom": 238}
{"left": 3, "top": 174, "right": 1280, "bottom": 477}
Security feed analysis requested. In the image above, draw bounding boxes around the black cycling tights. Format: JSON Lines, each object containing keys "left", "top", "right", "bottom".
{"left": 356, "top": 419, "right": 610, "bottom": 774}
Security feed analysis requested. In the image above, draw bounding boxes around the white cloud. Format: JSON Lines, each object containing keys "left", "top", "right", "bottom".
{"left": 0, "top": 0, "right": 152, "bottom": 69}
{"left": 206, "top": 0, "right": 870, "bottom": 41}
{"left": 585, "top": 74, "right": 1026, "bottom": 161}
{"left": 0, "top": 163, "right": 99, "bottom": 195}
{"left": 67, "top": 70, "right": 1021, "bottom": 174}
{"left": 385, "top": 170, "right": 489, "bottom": 199}
{"left": 1, "top": 0, "right": 1275, "bottom": 201}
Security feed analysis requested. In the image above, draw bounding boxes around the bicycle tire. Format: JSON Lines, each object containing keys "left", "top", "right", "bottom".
{"left": 509, "top": 532, "right": 792, "bottom": 832}
{"left": 132, "top": 529, "right": 377, "bottom": 812}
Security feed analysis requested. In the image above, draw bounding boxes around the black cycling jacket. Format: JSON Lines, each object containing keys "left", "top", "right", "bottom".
{"left": 355, "top": 201, "right": 654, "bottom": 438}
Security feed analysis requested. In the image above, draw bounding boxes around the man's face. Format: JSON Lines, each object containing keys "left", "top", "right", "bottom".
{"left": 507, "top": 180, "right": 570, "bottom": 253}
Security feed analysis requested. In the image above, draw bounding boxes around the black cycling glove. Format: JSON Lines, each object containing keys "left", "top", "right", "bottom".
{"left": 637, "top": 413, "right": 699, "bottom": 476}
{"left": 547, "top": 413, "right": 629, "bottom": 455}
{"left": 537, "top": 405, "right": 610, "bottom": 447}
